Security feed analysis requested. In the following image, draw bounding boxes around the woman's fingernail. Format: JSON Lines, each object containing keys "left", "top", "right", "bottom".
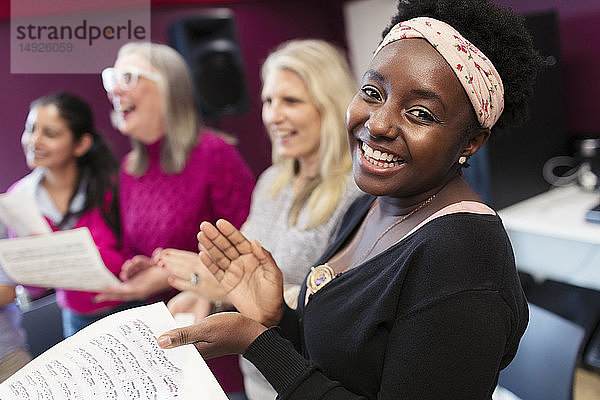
{"left": 158, "top": 335, "right": 172, "bottom": 348}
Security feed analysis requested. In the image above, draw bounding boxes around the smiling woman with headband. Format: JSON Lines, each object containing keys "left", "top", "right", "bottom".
{"left": 157, "top": 1, "right": 544, "bottom": 398}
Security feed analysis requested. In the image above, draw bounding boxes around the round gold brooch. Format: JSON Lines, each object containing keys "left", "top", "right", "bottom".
{"left": 306, "top": 263, "right": 336, "bottom": 294}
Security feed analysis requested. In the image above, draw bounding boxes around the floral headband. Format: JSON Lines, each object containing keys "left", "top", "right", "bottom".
{"left": 374, "top": 17, "right": 504, "bottom": 129}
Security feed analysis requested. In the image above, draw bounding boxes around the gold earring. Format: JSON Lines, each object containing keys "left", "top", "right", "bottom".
{"left": 458, "top": 156, "right": 467, "bottom": 165}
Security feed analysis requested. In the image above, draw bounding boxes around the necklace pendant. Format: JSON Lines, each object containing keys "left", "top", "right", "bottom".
{"left": 307, "top": 263, "right": 336, "bottom": 294}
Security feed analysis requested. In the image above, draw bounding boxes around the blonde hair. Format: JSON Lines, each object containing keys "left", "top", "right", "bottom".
{"left": 261, "top": 39, "right": 357, "bottom": 229}
{"left": 118, "top": 42, "right": 200, "bottom": 176}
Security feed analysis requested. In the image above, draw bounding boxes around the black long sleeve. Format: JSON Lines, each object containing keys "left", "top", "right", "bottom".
{"left": 243, "top": 197, "right": 528, "bottom": 399}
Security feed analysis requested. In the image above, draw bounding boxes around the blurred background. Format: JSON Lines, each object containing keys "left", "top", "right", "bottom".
{"left": 1, "top": 0, "right": 599, "bottom": 210}
{"left": 2, "top": 1, "right": 600, "bottom": 398}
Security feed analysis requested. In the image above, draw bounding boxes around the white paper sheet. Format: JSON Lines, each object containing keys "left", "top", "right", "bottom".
{"left": 173, "top": 313, "right": 195, "bottom": 327}
{"left": 0, "top": 227, "right": 120, "bottom": 291}
{"left": 0, "top": 302, "right": 227, "bottom": 400}
{"left": 0, "top": 190, "right": 51, "bottom": 236}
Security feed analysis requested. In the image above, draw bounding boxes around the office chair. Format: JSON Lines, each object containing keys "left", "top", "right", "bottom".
{"left": 20, "top": 292, "right": 64, "bottom": 357}
{"left": 498, "top": 303, "right": 585, "bottom": 400}
{"left": 520, "top": 277, "right": 600, "bottom": 371}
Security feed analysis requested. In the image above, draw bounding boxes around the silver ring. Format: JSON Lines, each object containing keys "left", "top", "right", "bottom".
{"left": 190, "top": 272, "right": 199, "bottom": 285}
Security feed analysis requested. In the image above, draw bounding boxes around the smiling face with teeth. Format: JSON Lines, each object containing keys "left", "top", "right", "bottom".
{"left": 21, "top": 104, "right": 89, "bottom": 172}
{"left": 262, "top": 68, "right": 322, "bottom": 172}
{"left": 109, "top": 52, "right": 165, "bottom": 144}
{"left": 346, "top": 38, "right": 487, "bottom": 202}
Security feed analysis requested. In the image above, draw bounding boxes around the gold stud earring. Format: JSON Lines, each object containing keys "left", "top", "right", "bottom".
{"left": 458, "top": 156, "right": 467, "bottom": 165}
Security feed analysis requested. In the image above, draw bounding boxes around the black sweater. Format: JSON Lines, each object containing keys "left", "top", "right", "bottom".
{"left": 244, "top": 195, "right": 528, "bottom": 399}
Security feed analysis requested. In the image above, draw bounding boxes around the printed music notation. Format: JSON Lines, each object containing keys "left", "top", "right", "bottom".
{"left": 0, "top": 302, "right": 227, "bottom": 400}
{"left": 0, "top": 227, "right": 120, "bottom": 291}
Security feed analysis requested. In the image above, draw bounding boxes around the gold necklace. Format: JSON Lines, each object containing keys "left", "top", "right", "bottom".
{"left": 306, "top": 193, "right": 436, "bottom": 295}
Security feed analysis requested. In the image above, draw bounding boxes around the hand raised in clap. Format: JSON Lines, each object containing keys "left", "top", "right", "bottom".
{"left": 197, "top": 219, "right": 283, "bottom": 327}
{"left": 157, "top": 219, "right": 283, "bottom": 357}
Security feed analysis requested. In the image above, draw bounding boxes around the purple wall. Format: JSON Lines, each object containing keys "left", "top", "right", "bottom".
{"left": 2, "top": 0, "right": 600, "bottom": 191}
{"left": 150, "top": 0, "right": 347, "bottom": 177}
{"left": 0, "top": 19, "right": 130, "bottom": 192}
{"left": 493, "top": 0, "right": 600, "bottom": 137}
{"left": 0, "top": 19, "right": 130, "bottom": 191}
{"left": 0, "top": 0, "right": 347, "bottom": 191}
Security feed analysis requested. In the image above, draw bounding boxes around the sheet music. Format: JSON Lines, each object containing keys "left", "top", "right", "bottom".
{"left": 0, "top": 190, "right": 51, "bottom": 236}
{"left": 0, "top": 227, "right": 120, "bottom": 291}
{"left": 0, "top": 302, "right": 227, "bottom": 400}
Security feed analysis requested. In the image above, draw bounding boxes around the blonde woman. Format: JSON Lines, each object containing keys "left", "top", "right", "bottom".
{"left": 244, "top": 39, "right": 362, "bottom": 287}
{"left": 155, "top": 39, "right": 363, "bottom": 399}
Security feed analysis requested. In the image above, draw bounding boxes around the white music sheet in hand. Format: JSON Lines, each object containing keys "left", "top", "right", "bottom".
{"left": 0, "top": 190, "right": 51, "bottom": 236}
{"left": 0, "top": 302, "right": 227, "bottom": 400}
{"left": 0, "top": 227, "right": 120, "bottom": 291}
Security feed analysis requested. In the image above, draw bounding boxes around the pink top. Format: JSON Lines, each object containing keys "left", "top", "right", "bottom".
{"left": 8, "top": 170, "right": 125, "bottom": 315}
{"left": 119, "top": 131, "right": 255, "bottom": 393}
{"left": 120, "top": 131, "right": 254, "bottom": 259}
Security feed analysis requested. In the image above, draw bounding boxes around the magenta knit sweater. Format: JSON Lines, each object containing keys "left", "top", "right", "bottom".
{"left": 120, "top": 132, "right": 254, "bottom": 259}
{"left": 119, "top": 131, "right": 255, "bottom": 393}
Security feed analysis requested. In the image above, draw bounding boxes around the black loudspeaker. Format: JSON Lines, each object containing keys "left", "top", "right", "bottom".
{"left": 486, "top": 11, "right": 569, "bottom": 209}
{"left": 168, "top": 9, "right": 250, "bottom": 121}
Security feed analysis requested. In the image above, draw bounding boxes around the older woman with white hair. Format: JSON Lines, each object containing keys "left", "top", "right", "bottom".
{"left": 96, "top": 42, "right": 255, "bottom": 399}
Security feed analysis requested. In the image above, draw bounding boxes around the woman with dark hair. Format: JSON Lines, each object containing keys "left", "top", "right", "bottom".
{"left": 157, "top": 0, "right": 544, "bottom": 398}
{"left": 5, "top": 92, "right": 129, "bottom": 337}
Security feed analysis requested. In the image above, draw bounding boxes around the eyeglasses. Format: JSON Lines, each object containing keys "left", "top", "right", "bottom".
{"left": 101, "top": 67, "right": 161, "bottom": 92}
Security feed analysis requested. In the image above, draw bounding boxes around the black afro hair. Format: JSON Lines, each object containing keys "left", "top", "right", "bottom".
{"left": 384, "top": 0, "right": 545, "bottom": 132}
